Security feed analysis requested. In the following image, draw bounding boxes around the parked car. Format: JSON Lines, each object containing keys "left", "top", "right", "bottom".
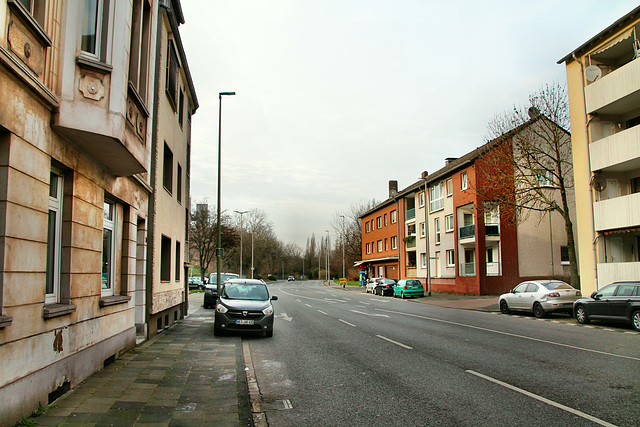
{"left": 188, "top": 277, "right": 204, "bottom": 290}
{"left": 288, "top": 275, "right": 295, "bottom": 281}
{"left": 394, "top": 279, "right": 425, "bottom": 299}
{"left": 365, "top": 278, "right": 383, "bottom": 293}
{"left": 214, "top": 279, "right": 278, "bottom": 337}
{"left": 204, "top": 273, "right": 240, "bottom": 308}
{"left": 573, "top": 282, "right": 640, "bottom": 331}
{"left": 374, "top": 278, "right": 397, "bottom": 296}
{"left": 499, "top": 280, "right": 581, "bottom": 318}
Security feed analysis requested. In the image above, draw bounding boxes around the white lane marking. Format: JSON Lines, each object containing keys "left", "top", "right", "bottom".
{"left": 305, "top": 304, "right": 312, "bottom": 308}
{"left": 350, "top": 310, "right": 389, "bottom": 318}
{"left": 276, "top": 313, "right": 293, "bottom": 322}
{"left": 339, "top": 319, "right": 357, "bottom": 327}
{"left": 377, "top": 335, "right": 413, "bottom": 350}
{"left": 282, "top": 399, "right": 293, "bottom": 410}
{"left": 281, "top": 289, "right": 338, "bottom": 304}
{"left": 318, "top": 310, "right": 328, "bottom": 315}
{"left": 296, "top": 299, "right": 301, "bottom": 303}
{"left": 466, "top": 370, "right": 617, "bottom": 427}
{"left": 376, "top": 308, "right": 640, "bottom": 362}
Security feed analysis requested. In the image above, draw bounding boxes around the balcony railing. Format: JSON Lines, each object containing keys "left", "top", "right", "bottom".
{"left": 405, "top": 267, "right": 417, "bottom": 278}
{"left": 485, "top": 224, "right": 500, "bottom": 236}
{"left": 589, "top": 125, "right": 640, "bottom": 173}
{"left": 459, "top": 224, "right": 475, "bottom": 239}
{"left": 593, "top": 192, "right": 640, "bottom": 232}
{"left": 405, "top": 208, "right": 415, "bottom": 220}
{"left": 486, "top": 262, "right": 501, "bottom": 276}
{"left": 585, "top": 57, "right": 640, "bottom": 115}
{"left": 459, "top": 262, "right": 475, "bottom": 276}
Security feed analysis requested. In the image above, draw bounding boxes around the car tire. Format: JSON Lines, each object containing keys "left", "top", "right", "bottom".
{"left": 214, "top": 326, "right": 222, "bottom": 336}
{"left": 401, "top": 292, "right": 406, "bottom": 299}
{"left": 631, "top": 310, "right": 640, "bottom": 332}
{"left": 533, "top": 302, "right": 546, "bottom": 318}
{"left": 575, "top": 305, "right": 590, "bottom": 324}
{"left": 500, "top": 300, "right": 510, "bottom": 314}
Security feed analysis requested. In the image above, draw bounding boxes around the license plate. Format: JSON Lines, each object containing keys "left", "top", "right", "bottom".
{"left": 235, "top": 319, "right": 254, "bottom": 325}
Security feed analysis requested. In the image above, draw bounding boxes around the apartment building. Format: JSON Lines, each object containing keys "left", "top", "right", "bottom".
{"left": 0, "top": 1, "right": 195, "bottom": 423}
{"left": 145, "top": 1, "right": 197, "bottom": 339}
{"left": 357, "top": 181, "right": 402, "bottom": 280}
{"left": 559, "top": 5, "right": 640, "bottom": 296}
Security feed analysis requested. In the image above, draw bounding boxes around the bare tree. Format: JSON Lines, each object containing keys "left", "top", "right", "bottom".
{"left": 189, "top": 203, "right": 216, "bottom": 282}
{"left": 478, "top": 82, "right": 578, "bottom": 287}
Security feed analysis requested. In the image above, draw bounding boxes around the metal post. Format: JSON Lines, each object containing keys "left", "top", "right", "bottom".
{"left": 340, "top": 215, "right": 345, "bottom": 280}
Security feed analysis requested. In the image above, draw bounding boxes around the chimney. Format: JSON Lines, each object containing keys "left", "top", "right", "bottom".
{"left": 389, "top": 180, "right": 398, "bottom": 198}
{"left": 445, "top": 157, "right": 457, "bottom": 165}
{"left": 421, "top": 171, "right": 428, "bottom": 179}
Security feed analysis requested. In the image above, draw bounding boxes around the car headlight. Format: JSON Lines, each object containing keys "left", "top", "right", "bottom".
{"left": 216, "top": 304, "right": 228, "bottom": 314}
{"left": 262, "top": 305, "right": 273, "bottom": 315}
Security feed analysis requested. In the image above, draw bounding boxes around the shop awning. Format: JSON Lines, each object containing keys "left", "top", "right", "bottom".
{"left": 354, "top": 256, "right": 399, "bottom": 267}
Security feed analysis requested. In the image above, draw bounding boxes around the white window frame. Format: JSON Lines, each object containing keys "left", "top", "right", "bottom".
{"left": 46, "top": 170, "right": 63, "bottom": 304}
{"left": 377, "top": 240, "right": 383, "bottom": 252}
{"left": 102, "top": 200, "right": 116, "bottom": 296}
{"left": 420, "top": 253, "right": 427, "bottom": 268}
{"left": 420, "top": 222, "right": 425, "bottom": 237}
{"left": 446, "top": 178, "right": 453, "bottom": 197}
{"left": 536, "top": 170, "right": 554, "bottom": 188}
{"left": 391, "top": 236, "right": 397, "bottom": 250}
{"left": 391, "top": 210, "right": 397, "bottom": 224}
{"left": 385, "top": 239, "right": 388, "bottom": 251}
{"left": 377, "top": 216, "right": 382, "bottom": 229}
{"left": 365, "top": 222, "right": 370, "bottom": 233}
{"left": 366, "top": 243, "right": 370, "bottom": 254}
{"left": 80, "top": 0, "right": 104, "bottom": 59}
{"left": 419, "top": 191, "right": 425, "bottom": 207}
{"left": 429, "top": 182, "right": 444, "bottom": 212}
{"left": 434, "top": 217, "right": 441, "bottom": 244}
{"left": 446, "top": 249, "right": 455, "bottom": 267}
{"left": 461, "top": 172, "right": 468, "bottom": 190}
{"left": 445, "top": 215, "right": 454, "bottom": 233}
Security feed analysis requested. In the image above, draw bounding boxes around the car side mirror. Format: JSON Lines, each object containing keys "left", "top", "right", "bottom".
{"left": 591, "top": 291, "right": 599, "bottom": 299}
{"left": 511, "top": 289, "right": 516, "bottom": 294}
{"left": 271, "top": 295, "right": 278, "bottom": 301}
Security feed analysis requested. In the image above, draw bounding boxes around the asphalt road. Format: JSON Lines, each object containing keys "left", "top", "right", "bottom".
{"left": 246, "top": 280, "right": 640, "bottom": 427}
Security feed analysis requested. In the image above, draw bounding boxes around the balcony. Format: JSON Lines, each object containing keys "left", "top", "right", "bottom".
{"left": 485, "top": 224, "right": 500, "bottom": 236}
{"left": 404, "top": 236, "right": 416, "bottom": 249}
{"left": 593, "top": 192, "right": 640, "bottom": 231}
{"left": 585, "top": 57, "right": 640, "bottom": 116}
{"left": 459, "top": 224, "right": 475, "bottom": 239}
{"left": 405, "top": 208, "right": 415, "bottom": 221}
{"left": 405, "top": 267, "right": 417, "bottom": 278}
{"left": 459, "top": 262, "right": 475, "bottom": 276}
{"left": 597, "top": 262, "right": 640, "bottom": 288}
{"left": 589, "top": 125, "right": 640, "bottom": 173}
{"left": 486, "top": 262, "right": 501, "bottom": 276}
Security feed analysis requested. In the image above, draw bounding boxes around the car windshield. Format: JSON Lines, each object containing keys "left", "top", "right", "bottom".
{"left": 222, "top": 283, "right": 269, "bottom": 301}
{"left": 541, "top": 282, "right": 572, "bottom": 290}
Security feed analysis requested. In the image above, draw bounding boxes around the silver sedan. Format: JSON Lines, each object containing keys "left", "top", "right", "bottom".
{"left": 499, "top": 280, "right": 582, "bottom": 318}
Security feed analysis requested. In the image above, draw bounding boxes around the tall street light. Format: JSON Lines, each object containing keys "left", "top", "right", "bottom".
{"left": 325, "top": 230, "right": 330, "bottom": 282}
{"left": 216, "top": 91, "right": 235, "bottom": 297}
{"left": 421, "top": 175, "right": 432, "bottom": 296}
{"left": 234, "top": 210, "right": 249, "bottom": 278}
{"left": 340, "top": 215, "right": 345, "bottom": 280}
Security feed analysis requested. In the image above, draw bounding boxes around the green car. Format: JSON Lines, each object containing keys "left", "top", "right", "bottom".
{"left": 394, "top": 279, "right": 425, "bottom": 299}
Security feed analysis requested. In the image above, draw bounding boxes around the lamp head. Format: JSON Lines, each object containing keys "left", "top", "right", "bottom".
{"left": 219, "top": 92, "right": 236, "bottom": 97}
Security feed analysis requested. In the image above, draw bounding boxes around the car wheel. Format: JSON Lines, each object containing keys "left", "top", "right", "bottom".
{"left": 631, "top": 310, "right": 640, "bottom": 332}
{"left": 533, "top": 302, "right": 546, "bottom": 318}
{"left": 500, "top": 300, "right": 510, "bottom": 314}
{"left": 401, "top": 292, "right": 406, "bottom": 299}
{"left": 575, "top": 305, "right": 590, "bottom": 324}
{"left": 214, "top": 326, "right": 222, "bottom": 336}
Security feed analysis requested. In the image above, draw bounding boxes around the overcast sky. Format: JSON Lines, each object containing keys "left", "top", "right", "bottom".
{"left": 179, "top": 0, "right": 638, "bottom": 249}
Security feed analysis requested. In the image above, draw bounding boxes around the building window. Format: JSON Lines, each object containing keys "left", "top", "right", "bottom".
{"left": 421, "top": 253, "right": 427, "bottom": 268}
{"left": 371, "top": 219, "right": 375, "bottom": 231}
{"left": 161, "top": 235, "right": 171, "bottom": 281}
{"left": 377, "top": 216, "right": 382, "bottom": 229}
{"left": 420, "top": 222, "right": 425, "bottom": 238}
{"left": 15, "top": 0, "right": 46, "bottom": 26}
{"left": 178, "top": 89, "right": 185, "bottom": 128}
{"left": 377, "top": 240, "right": 383, "bottom": 252}
{"left": 461, "top": 172, "right": 468, "bottom": 190}
{"left": 445, "top": 215, "right": 454, "bottom": 232}
{"left": 175, "top": 241, "right": 181, "bottom": 281}
{"left": 419, "top": 191, "right": 425, "bottom": 207}
{"left": 391, "top": 236, "right": 397, "bottom": 250}
{"left": 391, "top": 210, "right": 397, "bottom": 224}
{"left": 536, "top": 170, "right": 554, "bottom": 187}
{"left": 385, "top": 238, "right": 388, "bottom": 251}
{"left": 384, "top": 214, "right": 387, "bottom": 226}
{"left": 177, "top": 163, "right": 182, "bottom": 204}
{"left": 166, "top": 39, "right": 179, "bottom": 108}
{"left": 446, "top": 249, "right": 455, "bottom": 267}
{"left": 46, "top": 170, "right": 63, "bottom": 303}
{"left": 365, "top": 222, "right": 370, "bottom": 233}
{"left": 366, "top": 243, "right": 370, "bottom": 254}
{"left": 102, "top": 200, "right": 116, "bottom": 296}
{"left": 434, "top": 217, "right": 441, "bottom": 244}
{"left": 561, "top": 246, "right": 570, "bottom": 265}
{"left": 430, "top": 182, "right": 444, "bottom": 212}
{"left": 446, "top": 179, "right": 453, "bottom": 197}
{"left": 129, "top": 0, "right": 151, "bottom": 100}
{"left": 163, "top": 142, "right": 173, "bottom": 194}
{"left": 81, "top": 0, "right": 106, "bottom": 58}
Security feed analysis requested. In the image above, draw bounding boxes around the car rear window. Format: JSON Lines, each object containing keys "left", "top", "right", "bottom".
{"left": 542, "top": 282, "right": 571, "bottom": 290}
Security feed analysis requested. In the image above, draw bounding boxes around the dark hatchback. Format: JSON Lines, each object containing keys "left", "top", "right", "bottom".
{"left": 214, "top": 279, "right": 278, "bottom": 337}
{"left": 573, "top": 281, "right": 640, "bottom": 331}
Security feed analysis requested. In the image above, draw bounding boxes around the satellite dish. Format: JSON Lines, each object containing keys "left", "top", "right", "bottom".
{"left": 585, "top": 65, "right": 602, "bottom": 83}
{"left": 592, "top": 178, "right": 607, "bottom": 192}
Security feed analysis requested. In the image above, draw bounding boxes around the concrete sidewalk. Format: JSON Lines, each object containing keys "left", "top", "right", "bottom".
{"left": 26, "top": 294, "right": 252, "bottom": 427}
{"left": 329, "top": 282, "right": 500, "bottom": 312}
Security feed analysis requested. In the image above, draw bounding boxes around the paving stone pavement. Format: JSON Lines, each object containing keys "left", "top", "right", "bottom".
{"left": 26, "top": 294, "right": 252, "bottom": 427}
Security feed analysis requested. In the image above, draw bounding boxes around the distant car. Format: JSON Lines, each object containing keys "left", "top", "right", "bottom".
{"left": 373, "top": 278, "right": 397, "bottom": 296}
{"left": 365, "top": 278, "right": 383, "bottom": 294}
{"left": 188, "top": 277, "right": 204, "bottom": 290}
{"left": 394, "top": 279, "right": 425, "bottom": 299}
{"left": 573, "top": 282, "right": 640, "bottom": 331}
{"left": 499, "top": 280, "right": 582, "bottom": 318}
{"left": 288, "top": 275, "right": 295, "bottom": 281}
{"left": 204, "top": 273, "right": 240, "bottom": 308}
{"left": 214, "top": 279, "right": 278, "bottom": 337}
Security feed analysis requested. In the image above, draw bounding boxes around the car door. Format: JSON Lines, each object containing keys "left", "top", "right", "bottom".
{"left": 588, "top": 284, "right": 617, "bottom": 318}
{"left": 509, "top": 283, "right": 529, "bottom": 309}
{"left": 608, "top": 283, "right": 638, "bottom": 320}
{"left": 521, "top": 283, "right": 540, "bottom": 311}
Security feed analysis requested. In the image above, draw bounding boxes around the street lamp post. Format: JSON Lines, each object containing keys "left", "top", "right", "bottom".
{"left": 421, "top": 176, "right": 432, "bottom": 296}
{"left": 325, "top": 230, "right": 330, "bottom": 282}
{"left": 216, "top": 91, "right": 235, "bottom": 297}
{"left": 340, "top": 215, "right": 345, "bottom": 280}
{"left": 234, "top": 210, "right": 249, "bottom": 278}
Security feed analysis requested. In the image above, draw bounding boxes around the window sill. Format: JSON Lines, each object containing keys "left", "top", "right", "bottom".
{"left": 76, "top": 55, "right": 113, "bottom": 75}
{"left": 99, "top": 295, "right": 131, "bottom": 307}
{"left": 43, "top": 303, "right": 77, "bottom": 319}
{"left": 0, "top": 314, "right": 13, "bottom": 328}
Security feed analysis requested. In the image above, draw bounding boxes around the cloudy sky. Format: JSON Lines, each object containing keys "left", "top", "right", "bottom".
{"left": 179, "top": 0, "right": 638, "bottom": 249}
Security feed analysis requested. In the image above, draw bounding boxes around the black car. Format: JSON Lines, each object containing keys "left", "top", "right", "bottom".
{"left": 374, "top": 279, "right": 397, "bottom": 296}
{"left": 214, "top": 279, "right": 278, "bottom": 337}
{"left": 573, "top": 281, "right": 640, "bottom": 331}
